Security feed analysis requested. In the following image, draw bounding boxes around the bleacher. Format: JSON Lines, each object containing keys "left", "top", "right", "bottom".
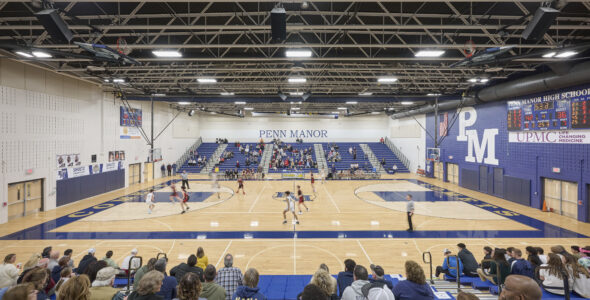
{"left": 216, "top": 143, "right": 261, "bottom": 171}
{"left": 267, "top": 143, "right": 318, "bottom": 173}
{"left": 367, "top": 143, "right": 410, "bottom": 173}
{"left": 323, "top": 143, "right": 371, "bottom": 171}
{"left": 177, "top": 143, "right": 220, "bottom": 173}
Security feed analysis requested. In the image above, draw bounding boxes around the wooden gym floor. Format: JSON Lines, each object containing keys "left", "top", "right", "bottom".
{"left": 1, "top": 173, "right": 588, "bottom": 277}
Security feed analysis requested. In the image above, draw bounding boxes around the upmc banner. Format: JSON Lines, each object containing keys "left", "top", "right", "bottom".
{"left": 508, "top": 130, "right": 590, "bottom": 144}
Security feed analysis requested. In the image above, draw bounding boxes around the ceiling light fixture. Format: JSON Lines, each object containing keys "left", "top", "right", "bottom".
{"left": 331, "top": 111, "right": 340, "bottom": 114}
{"left": 244, "top": 107, "right": 254, "bottom": 110}
{"left": 291, "top": 107, "right": 301, "bottom": 110}
{"left": 480, "top": 78, "right": 489, "bottom": 83}
{"left": 358, "top": 92, "right": 373, "bottom": 96}
{"left": 338, "top": 107, "right": 347, "bottom": 110}
{"left": 152, "top": 50, "right": 182, "bottom": 58}
{"left": 555, "top": 51, "right": 578, "bottom": 58}
{"left": 178, "top": 102, "right": 190, "bottom": 105}
{"left": 377, "top": 77, "right": 398, "bottom": 83}
{"left": 15, "top": 51, "right": 33, "bottom": 58}
{"left": 415, "top": 50, "right": 445, "bottom": 57}
{"left": 346, "top": 101, "right": 358, "bottom": 105}
{"left": 285, "top": 49, "right": 312, "bottom": 58}
{"left": 427, "top": 93, "right": 442, "bottom": 96}
{"left": 197, "top": 78, "right": 217, "bottom": 83}
{"left": 151, "top": 93, "right": 166, "bottom": 97}
{"left": 32, "top": 51, "right": 52, "bottom": 58}
{"left": 401, "top": 101, "right": 413, "bottom": 105}
{"left": 221, "top": 92, "right": 235, "bottom": 96}
{"left": 103, "top": 78, "right": 110, "bottom": 83}
{"left": 234, "top": 101, "right": 246, "bottom": 105}
{"left": 288, "top": 77, "right": 307, "bottom": 83}
{"left": 113, "top": 78, "right": 125, "bottom": 83}
{"left": 542, "top": 52, "right": 556, "bottom": 58}
{"left": 290, "top": 92, "right": 304, "bottom": 96}
{"left": 468, "top": 78, "right": 478, "bottom": 83}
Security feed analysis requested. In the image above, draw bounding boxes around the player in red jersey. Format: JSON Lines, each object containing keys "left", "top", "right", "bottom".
{"left": 310, "top": 171, "right": 316, "bottom": 194}
{"left": 297, "top": 185, "right": 309, "bottom": 215}
{"left": 169, "top": 184, "right": 185, "bottom": 213}
{"left": 180, "top": 186, "right": 191, "bottom": 214}
{"left": 237, "top": 177, "right": 245, "bottom": 195}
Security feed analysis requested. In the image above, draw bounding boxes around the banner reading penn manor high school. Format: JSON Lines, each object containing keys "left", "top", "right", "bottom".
{"left": 508, "top": 130, "right": 590, "bottom": 144}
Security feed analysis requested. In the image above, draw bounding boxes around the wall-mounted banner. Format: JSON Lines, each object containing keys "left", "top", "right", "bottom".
{"left": 120, "top": 126, "right": 142, "bottom": 139}
{"left": 508, "top": 130, "right": 590, "bottom": 144}
{"left": 57, "top": 162, "right": 124, "bottom": 180}
{"left": 258, "top": 129, "right": 329, "bottom": 139}
{"left": 120, "top": 106, "right": 142, "bottom": 127}
{"left": 102, "top": 161, "right": 120, "bottom": 172}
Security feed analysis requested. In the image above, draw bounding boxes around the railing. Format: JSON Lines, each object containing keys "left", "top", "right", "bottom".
{"left": 124, "top": 255, "right": 143, "bottom": 296}
{"left": 260, "top": 143, "right": 273, "bottom": 174}
{"left": 201, "top": 144, "right": 228, "bottom": 173}
{"left": 445, "top": 255, "right": 461, "bottom": 292}
{"left": 535, "top": 265, "right": 570, "bottom": 300}
{"left": 423, "top": 251, "right": 434, "bottom": 284}
{"left": 384, "top": 137, "right": 411, "bottom": 171}
{"left": 480, "top": 259, "right": 502, "bottom": 294}
{"left": 360, "top": 144, "right": 384, "bottom": 173}
{"left": 175, "top": 137, "right": 203, "bottom": 172}
{"left": 314, "top": 144, "right": 328, "bottom": 172}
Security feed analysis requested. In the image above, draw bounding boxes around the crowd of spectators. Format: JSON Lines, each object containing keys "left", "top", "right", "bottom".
{"left": 269, "top": 139, "right": 317, "bottom": 171}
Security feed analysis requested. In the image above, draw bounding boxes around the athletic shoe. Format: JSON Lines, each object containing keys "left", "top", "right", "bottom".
{"left": 306, "top": 208, "right": 309, "bottom": 212}
{"left": 298, "top": 211, "right": 302, "bottom": 215}
{"left": 181, "top": 210, "right": 186, "bottom": 214}
{"left": 186, "top": 206, "right": 190, "bottom": 210}
{"left": 296, "top": 221, "right": 300, "bottom": 224}
{"left": 282, "top": 220, "right": 287, "bottom": 224}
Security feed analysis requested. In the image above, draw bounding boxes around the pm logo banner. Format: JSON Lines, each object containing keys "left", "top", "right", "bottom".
{"left": 509, "top": 130, "right": 590, "bottom": 144}
{"left": 456, "top": 107, "right": 499, "bottom": 165}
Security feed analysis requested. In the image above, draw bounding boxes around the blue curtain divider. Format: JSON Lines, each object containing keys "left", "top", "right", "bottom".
{"left": 56, "top": 169, "right": 125, "bottom": 207}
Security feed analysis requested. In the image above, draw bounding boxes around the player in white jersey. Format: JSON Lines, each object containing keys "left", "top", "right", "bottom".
{"left": 146, "top": 189, "right": 155, "bottom": 214}
{"left": 212, "top": 172, "right": 220, "bottom": 199}
{"left": 282, "top": 191, "right": 300, "bottom": 225}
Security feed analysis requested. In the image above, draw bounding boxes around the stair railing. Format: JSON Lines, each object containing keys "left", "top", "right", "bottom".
{"left": 423, "top": 251, "right": 434, "bottom": 284}
{"left": 445, "top": 255, "right": 461, "bottom": 292}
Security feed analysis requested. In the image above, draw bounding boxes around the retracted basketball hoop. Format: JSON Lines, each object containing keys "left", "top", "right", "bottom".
{"left": 463, "top": 40, "right": 476, "bottom": 58}
{"left": 116, "top": 37, "right": 131, "bottom": 55}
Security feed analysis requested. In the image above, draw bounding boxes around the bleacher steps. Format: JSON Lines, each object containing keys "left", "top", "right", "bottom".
{"left": 200, "top": 143, "right": 228, "bottom": 174}
{"left": 261, "top": 143, "right": 273, "bottom": 174}
{"left": 359, "top": 143, "right": 385, "bottom": 174}
{"left": 313, "top": 144, "right": 328, "bottom": 172}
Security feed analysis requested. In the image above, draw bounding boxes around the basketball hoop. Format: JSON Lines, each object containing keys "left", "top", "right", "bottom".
{"left": 463, "top": 40, "right": 476, "bottom": 58}
{"left": 426, "top": 148, "right": 441, "bottom": 162}
{"left": 116, "top": 37, "right": 131, "bottom": 55}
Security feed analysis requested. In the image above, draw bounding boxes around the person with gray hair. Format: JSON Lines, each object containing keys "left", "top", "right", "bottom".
{"left": 232, "top": 268, "right": 266, "bottom": 300}
{"left": 89, "top": 267, "right": 124, "bottom": 300}
{"left": 154, "top": 258, "right": 178, "bottom": 300}
{"left": 215, "top": 254, "right": 243, "bottom": 300}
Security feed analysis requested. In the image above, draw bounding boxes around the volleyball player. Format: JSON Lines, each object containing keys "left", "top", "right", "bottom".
{"left": 310, "top": 171, "right": 316, "bottom": 194}
{"left": 180, "top": 186, "right": 191, "bottom": 214}
{"left": 297, "top": 185, "right": 309, "bottom": 215}
{"left": 146, "top": 189, "right": 155, "bottom": 214}
{"left": 282, "top": 191, "right": 299, "bottom": 225}
{"left": 237, "top": 177, "right": 245, "bottom": 195}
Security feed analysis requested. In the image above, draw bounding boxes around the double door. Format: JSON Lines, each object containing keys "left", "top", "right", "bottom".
{"left": 7, "top": 179, "right": 43, "bottom": 220}
{"left": 129, "top": 163, "right": 141, "bottom": 184}
{"left": 543, "top": 178, "right": 578, "bottom": 219}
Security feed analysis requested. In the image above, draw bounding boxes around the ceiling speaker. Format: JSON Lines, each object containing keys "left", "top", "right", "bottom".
{"left": 271, "top": 7, "right": 286, "bottom": 42}
{"left": 522, "top": 7, "right": 559, "bottom": 41}
{"left": 35, "top": 9, "right": 73, "bottom": 43}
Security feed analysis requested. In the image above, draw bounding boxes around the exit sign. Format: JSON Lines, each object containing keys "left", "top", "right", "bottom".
{"left": 552, "top": 167, "right": 560, "bottom": 173}
{"left": 25, "top": 169, "right": 33, "bottom": 175}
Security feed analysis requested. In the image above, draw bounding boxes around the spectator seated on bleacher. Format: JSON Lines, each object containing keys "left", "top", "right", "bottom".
{"left": 170, "top": 254, "right": 204, "bottom": 283}
{"left": 435, "top": 249, "right": 463, "bottom": 278}
{"left": 457, "top": 243, "right": 479, "bottom": 277}
{"left": 298, "top": 283, "right": 330, "bottom": 300}
{"left": 201, "top": 265, "right": 226, "bottom": 300}
{"left": 510, "top": 249, "right": 535, "bottom": 279}
{"left": 499, "top": 275, "right": 542, "bottom": 300}
{"left": 368, "top": 264, "right": 393, "bottom": 290}
{"left": 155, "top": 258, "right": 178, "bottom": 300}
{"left": 90, "top": 267, "right": 124, "bottom": 300}
{"left": 539, "top": 253, "right": 573, "bottom": 295}
{"left": 127, "top": 270, "right": 164, "bottom": 300}
{"left": 232, "top": 268, "right": 266, "bottom": 300}
{"left": 337, "top": 259, "right": 355, "bottom": 297}
{"left": 392, "top": 260, "right": 435, "bottom": 300}
{"left": 216, "top": 254, "right": 243, "bottom": 300}
{"left": 341, "top": 265, "right": 370, "bottom": 300}
{"left": 477, "top": 248, "right": 511, "bottom": 285}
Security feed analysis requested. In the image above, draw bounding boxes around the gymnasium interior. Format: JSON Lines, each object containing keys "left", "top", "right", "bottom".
{"left": 0, "top": 0, "right": 590, "bottom": 299}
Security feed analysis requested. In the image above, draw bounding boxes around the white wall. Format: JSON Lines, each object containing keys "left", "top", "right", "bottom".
{"left": 0, "top": 58, "right": 198, "bottom": 224}
{"left": 388, "top": 115, "right": 426, "bottom": 172}
{"left": 198, "top": 113, "right": 389, "bottom": 142}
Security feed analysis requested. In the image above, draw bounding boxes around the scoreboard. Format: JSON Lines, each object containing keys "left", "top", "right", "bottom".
{"left": 506, "top": 95, "right": 590, "bottom": 131}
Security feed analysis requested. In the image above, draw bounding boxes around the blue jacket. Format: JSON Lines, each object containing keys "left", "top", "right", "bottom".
{"left": 392, "top": 280, "right": 435, "bottom": 300}
{"left": 336, "top": 271, "right": 354, "bottom": 297}
{"left": 232, "top": 286, "right": 266, "bottom": 300}
{"left": 156, "top": 276, "right": 178, "bottom": 300}
{"left": 51, "top": 265, "right": 63, "bottom": 283}
{"left": 511, "top": 259, "right": 535, "bottom": 278}
{"left": 442, "top": 256, "right": 463, "bottom": 278}
{"left": 369, "top": 278, "right": 393, "bottom": 290}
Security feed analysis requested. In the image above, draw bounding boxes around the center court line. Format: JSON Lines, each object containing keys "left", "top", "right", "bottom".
{"left": 248, "top": 184, "right": 267, "bottom": 213}
{"left": 323, "top": 184, "right": 341, "bottom": 213}
{"left": 215, "top": 240, "right": 233, "bottom": 268}
{"left": 356, "top": 239, "right": 373, "bottom": 264}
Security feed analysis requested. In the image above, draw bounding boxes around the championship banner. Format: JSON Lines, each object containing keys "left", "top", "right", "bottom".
{"left": 508, "top": 130, "right": 590, "bottom": 144}
{"left": 120, "top": 106, "right": 142, "bottom": 126}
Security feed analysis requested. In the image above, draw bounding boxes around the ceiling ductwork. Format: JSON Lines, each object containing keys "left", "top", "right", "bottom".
{"left": 391, "top": 61, "right": 590, "bottom": 119}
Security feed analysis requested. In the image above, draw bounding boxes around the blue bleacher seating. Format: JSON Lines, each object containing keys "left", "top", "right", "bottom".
{"left": 267, "top": 143, "right": 318, "bottom": 173}
{"left": 178, "top": 143, "right": 220, "bottom": 173}
{"left": 323, "top": 143, "right": 371, "bottom": 171}
{"left": 367, "top": 143, "right": 410, "bottom": 173}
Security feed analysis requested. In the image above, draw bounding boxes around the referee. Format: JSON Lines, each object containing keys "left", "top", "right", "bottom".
{"left": 406, "top": 194, "right": 414, "bottom": 232}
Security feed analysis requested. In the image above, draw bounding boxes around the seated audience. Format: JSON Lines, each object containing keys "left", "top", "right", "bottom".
{"left": 2, "top": 283, "right": 38, "bottom": 300}
{"left": 77, "top": 248, "right": 97, "bottom": 275}
{"left": 537, "top": 247, "right": 548, "bottom": 265}
{"left": 0, "top": 254, "right": 19, "bottom": 289}
{"left": 85, "top": 260, "right": 108, "bottom": 283}
{"left": 171, "top": 254, "right": 204, "bottom": 283}
{"left": 101, "top": 250, "right": 118, "bottom": 269}
{"left": 197, "top": 247, "right": 209, "bottom": 270}
{"left": 89, "top": 267, "right": 124, "bottom": 300}
{"left": 309, "top": 268, "right": 336, "bottom": 300}
{"left": 47, "top": 251, "right": 60, "bottom": 272}
{"left": 506, "top": 247, "right": 516, "bottom": 264}
{"left": 134, "top": 258, "right": 157, "bottom": 291}
{"left": 392, "top": 260, "right": 434, "bottom": 300}
{"left": 19, "top": 254, "right": 41, "bottom": 284}
{"left": 539, "top": 253, "right": 573, "bottom": 295}
{"left": 481, "top": 246, "right": 493, "bottom": 271}
{"left": 456, "top": 292, "right": 478, "bottom": 300}
{"left": 499, "top": 275, "right": 542, "bottom": 300}
{"left": 525, "top": 246, "right": 542, "bottom": 269}
{"left": 571, "top": 246, "right": 581, "bottom": 259}
{"left": 201, "top": 265, "right": 226, "bottom": 300}
{"left": 510, "top": 248, "right": 535, "bottom": 278}
{"left": 41, "top": 247, "right": 52, "bottom": 259}
{"left": 456, "top": 243, "right": 478, "bottom": 277}
{"left": 54, "top": 267, "right": 72, "bottom": 294}
{"left": 215, "top": 254, "right": 243, "bottom": 300}
{"left": 477, "top": 248, "right": 511, "bottom": 285}
{"left": 154, "top": 258, "right": 177, "bottom": 300}
{"left": 337, "top": 259, "right": 355, "bottom": 297}
{"left": 579, "top": 246, "right": 590, "bottom": 271}
{"left": 127, "top": 270, "right": 164, "bottom": 300}
{"left": 435, "top": 249, "right": 463, "bottom": 278}
{"left": 341, "top": 265, "right": 370, "bottom": 300}
{"left": 232, "top": 268, "right": 266, "bottom": 300}
{"left": 368, "top": 264, "right": 393, "bottom": 290}
{"left": 298, "top": 284, "right": 329, "bottom": 300}
{"left": 22, "top": 267, "right": 49, "bottom": 300}
{"left": 176, "top": 272, "right": 203, "bottom": 300}
{"left": 51, "top": 257, "right": 69, "bottom": 284}
{"left": 121, "top": 249, "right": 141, "bottom": 273}
{"left": 60, "top": 249, "right": 74, "bottom": 269}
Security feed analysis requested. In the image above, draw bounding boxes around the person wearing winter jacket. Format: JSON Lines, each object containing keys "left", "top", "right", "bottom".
{"left": 340, "top": 265, "right": 370, "bottom": 300}
{"left": 392, "top": 261, "right": 435, "bottom": 300}
{"left": 201, "top": 265, "right": 226, "bottom": 300}
{"left": 170, "top": 255, "right": 204, "bottom": 282}
{"left": 232, "top": 268, "right": 266, "bottom": 300}
{"left": 336, "top": 259, "right": 356, "bottom": 297}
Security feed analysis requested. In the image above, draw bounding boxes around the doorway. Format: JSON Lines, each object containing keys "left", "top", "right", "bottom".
{"left": 128, "top": 163, "right": 141, "bottom": 185}
{"left": 543, "top": 178, "right": 578, "bottom": 219}
{"left": 7, "top": 179, "right": 43, "bottom": 220}
{"left": 447, "top": 163, "right": 459, "bottom": 185}
{"left": 434, "top": 161, "right": 444, "bottom": 180}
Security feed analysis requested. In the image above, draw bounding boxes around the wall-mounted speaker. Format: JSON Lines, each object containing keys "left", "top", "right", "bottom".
{"left": 35, "top": 9, "right": 73, "bottom": 43}
{"left": 271, "top": 7, "right": 286, "bottom": 42}
{"left": 522, "top": 7, "right": 559, "bottom": 41}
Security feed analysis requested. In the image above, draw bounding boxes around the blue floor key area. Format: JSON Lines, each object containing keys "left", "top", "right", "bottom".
{"left": 150, "top": 192, "right": 213, "bottom": 202}
{"left": 373, "top": 191, "right": 439, "bottom": 202}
